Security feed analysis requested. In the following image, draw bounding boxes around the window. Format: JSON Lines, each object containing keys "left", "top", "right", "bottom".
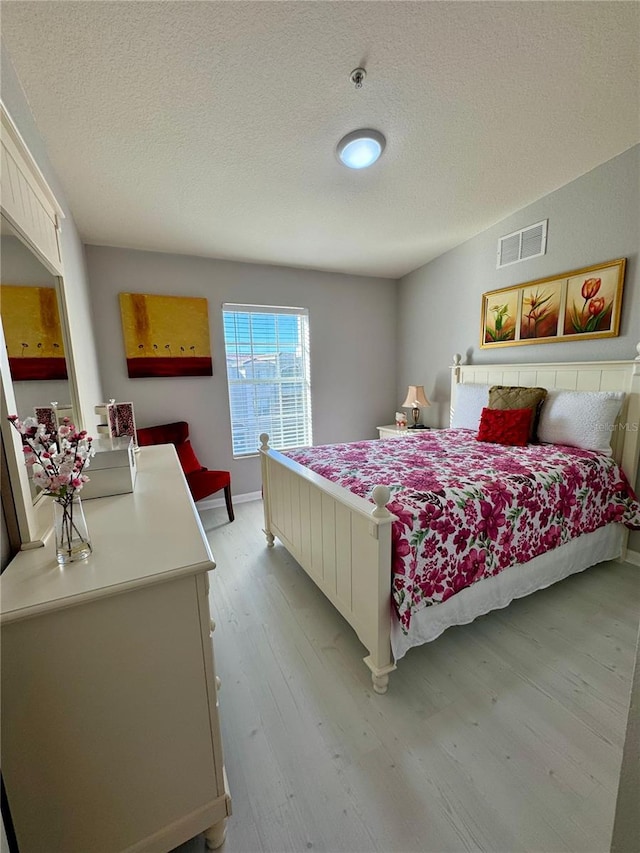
{"left": 222, "top": 304, "right": 312, "bottom": 457}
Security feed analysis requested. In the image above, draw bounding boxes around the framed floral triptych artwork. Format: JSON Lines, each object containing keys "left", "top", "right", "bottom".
{"left": 480, "top": 258, "right": 626, "bottom": 349}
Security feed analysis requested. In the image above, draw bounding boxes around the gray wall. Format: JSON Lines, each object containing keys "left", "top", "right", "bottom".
{"left": 85, "top": 246, "right": 397, "bottom": 495}
{"left": 398, "top": 145, "right": 639, "bottom": 421}
{"left": 398, "top": 144, "right": 640, "bottom": 550}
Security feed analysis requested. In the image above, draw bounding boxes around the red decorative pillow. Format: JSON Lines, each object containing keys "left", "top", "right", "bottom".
{"left": 477, "top": 407, "right": 533, "bottom": 447}
{"left": 176, "top": 440, "right": 204, "bottom": 474}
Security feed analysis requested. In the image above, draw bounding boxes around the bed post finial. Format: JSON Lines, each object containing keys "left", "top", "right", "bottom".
{"left": 259, "top": 433, "right": 275, "bottom": 546}
{"left": 371, "top": 485, "right": 391, "bottom": 518}
{"left": 452, "top": 353, "right": 463, "bottom": 387}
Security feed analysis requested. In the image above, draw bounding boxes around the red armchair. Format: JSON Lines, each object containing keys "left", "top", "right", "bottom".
{"left": 136, "top": 421, "right": 234, "bottom": 521}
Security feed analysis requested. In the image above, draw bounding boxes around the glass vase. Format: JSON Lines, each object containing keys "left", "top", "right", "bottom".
{"left": 53, "top": 494, "right": 92, "bottom": 564}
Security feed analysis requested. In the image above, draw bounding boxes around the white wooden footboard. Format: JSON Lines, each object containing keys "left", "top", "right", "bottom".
{"left": 259, "top": 434, "right": 397, "bottom": 693}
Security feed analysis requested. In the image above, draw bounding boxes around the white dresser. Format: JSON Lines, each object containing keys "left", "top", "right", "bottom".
{"left": 1, "top": 446, "right": 231, "bottom": 853}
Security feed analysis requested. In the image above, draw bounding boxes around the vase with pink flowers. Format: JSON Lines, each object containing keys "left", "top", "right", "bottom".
{"left": 8, "top": 415, "right": 94, "bottom": 564}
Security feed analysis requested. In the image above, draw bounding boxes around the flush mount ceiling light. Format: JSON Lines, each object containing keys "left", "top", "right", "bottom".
{"left": 336, "top": 129, "right": 386, "bottom": 169}
{"left": 336, "top": 69, "right": 386, "bottom": 169}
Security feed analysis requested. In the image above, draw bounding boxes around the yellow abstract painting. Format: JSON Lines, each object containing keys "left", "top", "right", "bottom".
{"left": 119, "top": 292, "right": 212, "bottom": 377}
{"left": 1, "top": 284, "right": 67, "bottom": 380}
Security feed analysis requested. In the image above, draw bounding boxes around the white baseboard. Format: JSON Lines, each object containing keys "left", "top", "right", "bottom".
{"left": 196, "top": 490, "right": 262, "bottom": 512}
{"left": 625, "top": 548, "right": 640, "bottom": 567}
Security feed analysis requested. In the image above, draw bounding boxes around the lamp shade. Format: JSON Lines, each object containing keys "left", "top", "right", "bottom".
{"left": 402, "top": 385, "right": 430, "bottom": 408}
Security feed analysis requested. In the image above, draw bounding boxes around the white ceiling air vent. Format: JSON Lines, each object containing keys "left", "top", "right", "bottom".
{"left": 497, "top": 219, "right": 548, "bottom": 268}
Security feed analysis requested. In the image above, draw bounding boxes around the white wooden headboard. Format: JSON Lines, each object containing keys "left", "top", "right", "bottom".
{"left": 450, "top": 349, "right": 640, "bottom": 487}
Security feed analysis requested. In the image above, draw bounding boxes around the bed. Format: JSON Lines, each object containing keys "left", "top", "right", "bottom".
{"left": 259, "top": 353, "right": 640, "bottom": 693}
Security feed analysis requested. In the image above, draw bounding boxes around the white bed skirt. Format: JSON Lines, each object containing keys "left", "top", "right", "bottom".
{"left": 390, "top": 524, "right": 626, "bottom": 661}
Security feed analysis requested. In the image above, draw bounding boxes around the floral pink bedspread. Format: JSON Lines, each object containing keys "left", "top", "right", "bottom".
{"left": 284, "top": 430, "right": 640, "bottom": 633}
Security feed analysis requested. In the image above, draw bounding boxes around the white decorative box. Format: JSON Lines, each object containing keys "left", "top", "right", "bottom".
{"left": 95, "top": 401, "right": 137, "bottom": 445}
{"left": 81, "top": 436, "right": 137, "bottom": 500}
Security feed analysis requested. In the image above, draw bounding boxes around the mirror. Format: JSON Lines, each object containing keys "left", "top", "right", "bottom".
{"left": 1, "top": 215, "right": 76, "bottom": 502}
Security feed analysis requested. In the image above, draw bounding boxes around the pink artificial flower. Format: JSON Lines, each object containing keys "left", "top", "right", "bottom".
{"left": 8, "top": 413, "right": 93, "bottom": 499}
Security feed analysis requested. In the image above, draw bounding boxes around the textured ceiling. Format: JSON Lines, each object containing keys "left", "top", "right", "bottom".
{"left": 2, "top": 1, "right": 639, "bottom": 278}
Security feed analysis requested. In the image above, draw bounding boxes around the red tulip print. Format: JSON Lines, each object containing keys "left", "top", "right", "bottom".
{"left": 581, "top": 277, "right": 601, "bottom": 301}
{"left": 568, "top": 277, "right": 612, "bottom": 334}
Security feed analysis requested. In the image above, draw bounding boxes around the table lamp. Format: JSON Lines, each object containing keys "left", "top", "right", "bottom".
{"left": 402, "top": 385, "right": 430, "bottom": 429}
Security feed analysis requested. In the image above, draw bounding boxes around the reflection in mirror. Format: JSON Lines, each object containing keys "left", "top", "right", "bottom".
{"left": 1, "top": 216, "right": 73, "bottom": 502}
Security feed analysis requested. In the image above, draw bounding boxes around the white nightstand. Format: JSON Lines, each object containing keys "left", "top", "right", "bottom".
{"left": 377, "top": 425, "right": 429, "bottom": 439}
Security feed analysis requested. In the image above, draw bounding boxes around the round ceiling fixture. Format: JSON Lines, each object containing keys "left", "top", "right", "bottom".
{"left": 336, "top": 129, "right": 386, "bottom": 169}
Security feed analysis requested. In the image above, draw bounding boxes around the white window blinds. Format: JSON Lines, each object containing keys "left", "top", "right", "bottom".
{"left": 222, "top": 304, "right": 312, "bottom": 457}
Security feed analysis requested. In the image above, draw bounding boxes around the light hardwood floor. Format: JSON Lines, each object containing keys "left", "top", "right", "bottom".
{"left": 174, "top": 500, "right": 639, "bottom": 853}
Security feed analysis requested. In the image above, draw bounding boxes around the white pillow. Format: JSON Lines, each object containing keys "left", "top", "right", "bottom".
{"left": 450, "top": 383, "right": 490, "bottom": 430}
{"left": 537, "top": 389, "right": 625, "bottom": 455}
